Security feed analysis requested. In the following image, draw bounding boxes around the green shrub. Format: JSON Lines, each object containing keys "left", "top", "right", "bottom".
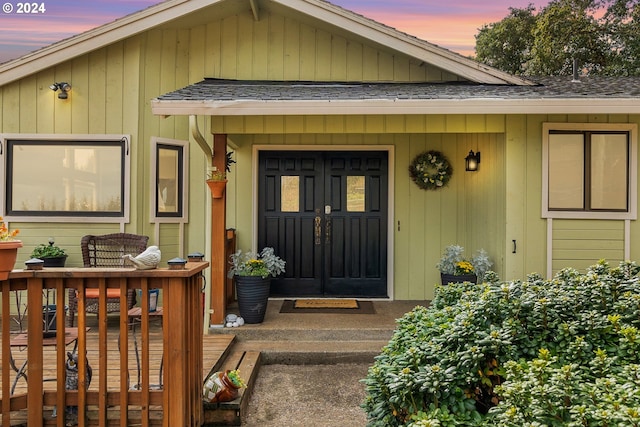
{"left": 361, "top": 260, "right": 640, "bottom": 426}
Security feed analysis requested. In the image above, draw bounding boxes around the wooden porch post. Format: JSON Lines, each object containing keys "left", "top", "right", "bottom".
{"left": 210, "top": 133, "right": 227, "bottom": 327}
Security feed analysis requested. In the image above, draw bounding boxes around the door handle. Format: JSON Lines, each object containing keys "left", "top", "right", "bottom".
{"left": 325, "top": 216, "right": 331, "bottom": 244}
{"left": 314, "top": 215, "right": 321, "bottom": 245}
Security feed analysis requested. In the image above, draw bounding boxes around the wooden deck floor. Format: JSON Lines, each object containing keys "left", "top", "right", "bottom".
{"left": 1, "top": 321, "right": 235, "bottom": 425}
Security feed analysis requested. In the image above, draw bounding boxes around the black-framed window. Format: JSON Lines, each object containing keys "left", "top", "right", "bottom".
{"left": 151, "top": 137, "right": 188, "bottom": 222}
{"left": 547, "top": 130, "right": 629, "bottom": 212}
{"left": 4, "top": 137, "right": 128, "bottom": 218}
{"left": 155, "top": 143, "right": 184, "bottom": 217}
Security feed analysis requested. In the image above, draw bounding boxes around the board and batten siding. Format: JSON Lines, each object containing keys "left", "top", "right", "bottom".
{"left": 227, "top": 132, "right": 507, "bottom": 300}
{"left": 187, "top": 9, "right": 462, "bottom": 83}
{"left": 551, "top": 219, "right": 625, "bottom": 275}
{"left": 506, "top": 114, "right": 640, "bottom": 283}
{"left": 3, "top": 0, "right": 640, "bottom": 301}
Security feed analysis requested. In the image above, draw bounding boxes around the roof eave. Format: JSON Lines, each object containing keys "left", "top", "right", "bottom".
{"left": 0, "top": 0, "right": 216, "bottom": 86}
{"left": 151, "top": 98, "right": 640, "bottom": 116}
{"left": 0, "top": 0, "right": 533, "bottom": 88}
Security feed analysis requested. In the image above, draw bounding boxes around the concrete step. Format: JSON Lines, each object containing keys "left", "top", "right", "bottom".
{"left": 231, "top": 339, "right": 389, "bottom": 364}
{"left": 211, "top": 325, "right": 395, "bottom": 342}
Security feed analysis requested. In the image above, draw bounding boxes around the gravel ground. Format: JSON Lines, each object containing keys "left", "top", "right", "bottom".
{"left": 243, "top": 363, "right": 370, "bottom": 427}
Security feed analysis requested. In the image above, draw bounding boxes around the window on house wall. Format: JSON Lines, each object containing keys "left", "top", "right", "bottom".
{"left": 542, "top": 123, "right": 637, "bottom": 220}
{"left": 0, "top": 134, "right": 130, "bottom": 221}
{"left": 151, "top": 138, "right": 188, "bottom": 222}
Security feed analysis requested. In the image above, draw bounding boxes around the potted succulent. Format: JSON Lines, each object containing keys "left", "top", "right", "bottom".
{"left": 228, "top": 247, "right": 286, "bottom": 323}
{"left": 203, "top": 369, "right": 246, "bottom": 403}
{"left": 0, "top": 216, "right": 21, "bottom": 280}
{"left": 31, "top": 238, "right": 68, "bottom": 267}
{"left": 436, "top": 245, "right": 492, "bottom": 285}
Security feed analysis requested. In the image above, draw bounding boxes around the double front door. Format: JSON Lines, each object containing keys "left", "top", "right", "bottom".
{"left": 258, "top": 150, "right": 388, "bottom": 297}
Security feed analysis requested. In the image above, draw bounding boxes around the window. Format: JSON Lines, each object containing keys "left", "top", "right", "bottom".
{"left": 0, "top": 134, "right": 130, "bottom": 221}
{"left": 151, "top": 138, "right": 188, "bottom": 222}
{"left": 542, "top": 123, "right": 637, "bottom": 220}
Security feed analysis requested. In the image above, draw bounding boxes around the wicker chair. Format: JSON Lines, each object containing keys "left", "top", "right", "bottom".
{"left": 67, "top": 233, "right": 149, "bottom": 326}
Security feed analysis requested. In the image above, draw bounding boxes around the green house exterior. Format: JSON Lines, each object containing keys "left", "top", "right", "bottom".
{"left": 1, "top": 0, "right": 639, "bottom": 325}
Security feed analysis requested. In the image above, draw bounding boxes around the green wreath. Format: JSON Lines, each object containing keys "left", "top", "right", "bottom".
{"left": 408, "top": 150, "right": 453, "bottom": 190}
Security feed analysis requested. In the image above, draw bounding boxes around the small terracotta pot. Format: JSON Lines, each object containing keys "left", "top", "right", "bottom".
{"left": 206, "top": 180, "right": 227, "bottom": 199}
{"left": 202, "top": 370, "right": 242, "bottom": 403}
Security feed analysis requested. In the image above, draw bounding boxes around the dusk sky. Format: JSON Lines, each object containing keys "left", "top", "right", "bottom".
{"left": 0, "top": 0, "right": 549, "bottom": 64}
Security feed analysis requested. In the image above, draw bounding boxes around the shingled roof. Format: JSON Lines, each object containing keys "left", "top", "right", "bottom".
{"left": 151, "top": 76, "right": 640, "bottom": 116}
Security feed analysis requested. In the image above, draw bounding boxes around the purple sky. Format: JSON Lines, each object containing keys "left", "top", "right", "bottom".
{"left": 0, "top": 0, "right": 548, "bottom": 64}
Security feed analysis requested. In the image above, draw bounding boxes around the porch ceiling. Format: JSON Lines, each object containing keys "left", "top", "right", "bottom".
{"left": 151, "top": 77, "right": 640, "bottom": 117}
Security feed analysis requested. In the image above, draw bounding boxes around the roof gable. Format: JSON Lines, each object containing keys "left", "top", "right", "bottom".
{"left": 0, "top": 0, "right": 533, "bottom": 87}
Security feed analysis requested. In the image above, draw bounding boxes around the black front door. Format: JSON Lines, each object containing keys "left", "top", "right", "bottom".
{"left": 258, "top": 150, "right": 388, "bottom": 297}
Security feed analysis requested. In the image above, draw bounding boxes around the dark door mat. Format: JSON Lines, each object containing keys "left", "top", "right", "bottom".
{"left": 279, "top": 300, "right": 375, "bottom": 314}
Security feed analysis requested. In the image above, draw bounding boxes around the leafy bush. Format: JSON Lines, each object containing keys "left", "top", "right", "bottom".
{"left": 362, "top": 260, "right": 640, "bottom": 426}
{"left": 31, "top": 241, "right": 67, "bottom": 258}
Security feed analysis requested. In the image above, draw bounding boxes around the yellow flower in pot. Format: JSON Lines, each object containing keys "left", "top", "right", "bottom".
{"left": 437, "top": 245, "right": 492, "bottom": 285}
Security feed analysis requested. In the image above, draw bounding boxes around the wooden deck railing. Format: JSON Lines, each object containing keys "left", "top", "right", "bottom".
{"left": 0, "top": 262, "right": 208, "bottom": 427}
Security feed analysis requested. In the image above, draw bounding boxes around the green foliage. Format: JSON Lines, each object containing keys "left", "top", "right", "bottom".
{"left": 207, "top": 169, "right": 226, "bottom": 181}
{"left": 228, "top": 247, "right": 286, "bottom": 278}
{"left": 362, "top": 260, "right": 640, "bottom": 426}
{"left": 31, "top": 241, "right": 67, "bottom": 258}
{"left": 475, "top": 5, "right": 537, "bottom": 75}
{"left": 475, "top": 0, "right": 640, "bottom": 76}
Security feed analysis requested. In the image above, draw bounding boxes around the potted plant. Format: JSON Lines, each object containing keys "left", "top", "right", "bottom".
{"left": 31, "top": 238, "right": 68, "bottom": 267}
{"left": 206, "top": 169, "right": 227, "bottom": 199}
{"left": 436, "top": 245, "right": 492, "bottom": 285}
{"left": 206, "top": 151, "right": 235, "bottom": 199}
{"left": 0, "top": 216, "right": 21, "bottom": 280}
{"left": 228, "top": 247, "right": 286, "bottom": 323}
{"left": 203, "top": 369, "right": 246, "bottom": 403}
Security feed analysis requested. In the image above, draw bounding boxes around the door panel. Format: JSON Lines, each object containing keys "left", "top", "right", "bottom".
{"left": 258, "top": 150, "right": 388, "bottom": 297}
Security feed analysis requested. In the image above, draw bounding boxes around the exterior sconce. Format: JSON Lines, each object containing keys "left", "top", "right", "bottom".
{"left": 49, "top": 82, "right": 71, "bottom": 99}
{"left": 465, "top": 150, "right": 480, "bottom": 172}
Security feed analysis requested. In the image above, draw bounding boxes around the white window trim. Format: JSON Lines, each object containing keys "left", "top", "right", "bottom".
{"left": 542, "top": 123, "right": 637, "bottom": 220}
{"left": 150, "top": 137, "right": 189, "bottom": 223}
{"left": 0, "top": 133, "right": 131, "bottom": 223}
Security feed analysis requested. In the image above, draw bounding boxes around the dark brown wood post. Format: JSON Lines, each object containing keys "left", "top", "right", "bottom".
{"left": 210, "top": 134, "right": 227, "bottom": 327}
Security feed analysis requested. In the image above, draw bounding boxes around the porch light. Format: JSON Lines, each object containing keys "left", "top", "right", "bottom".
{"left": 465, "top": 150, "right": 480, "bottom": 172}
{"left": 49, "top": 82, "right": 71, "bottom": 99}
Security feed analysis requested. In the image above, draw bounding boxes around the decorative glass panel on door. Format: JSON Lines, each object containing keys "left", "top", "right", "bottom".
{"left": 281, "top": 176, "right": 300, "bottom": 212}
{"left": 346, "top": 176, "right": 365, "bottom": 212}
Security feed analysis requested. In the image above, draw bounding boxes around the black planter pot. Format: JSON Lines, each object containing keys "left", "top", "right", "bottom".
{"left": 440, "top": 273, "right": 477, "bottom": 285}
{"left": 42, "top": 256, "right": 67, "bottom": 267}
{"left": 235, "top": 276, "right": 271, "bottom": 324}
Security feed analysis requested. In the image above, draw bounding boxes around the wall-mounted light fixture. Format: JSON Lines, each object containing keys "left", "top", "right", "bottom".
{"left": 49, "top": 82, "right": 71, "bottom": 99}
{"left": 465, "top": 150, "right": 480, "bottom": 172}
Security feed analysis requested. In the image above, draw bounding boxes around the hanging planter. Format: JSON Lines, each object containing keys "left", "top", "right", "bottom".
{"left": 206, "top": 179, "right": 227, "bottom": 199}
{"left": 0, "top": 240, "right": 23, "bottom": 281}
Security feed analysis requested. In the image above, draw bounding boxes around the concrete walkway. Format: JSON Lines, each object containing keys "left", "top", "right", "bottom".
{"left": 243, "top": 363, "right": 370, "bottom": 426}
{"left": 210, "top": 299, "right": 427, "bottom": 426}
